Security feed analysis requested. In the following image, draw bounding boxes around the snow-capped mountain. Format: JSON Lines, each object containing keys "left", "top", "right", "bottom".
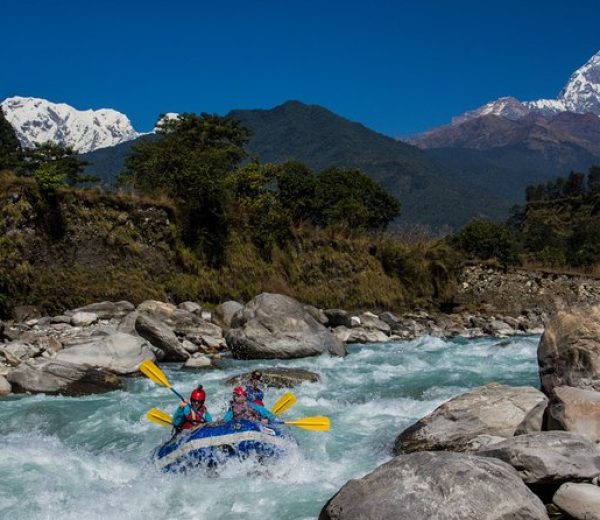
{"left": 453, "top": 50, "right": 600, "bottom": 124}
{"left": 0, "top": 96, "right": 139, "bottom": 153}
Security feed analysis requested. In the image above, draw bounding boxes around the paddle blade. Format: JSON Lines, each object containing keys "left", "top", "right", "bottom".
{"left": 140, "top": 359, "right": 171, "bottom": 388}
{"left": 285, "top": 416, "right": 330, "bottom": 431}
{"left": 271, "top": 391, "right": 297, "bottom": 416}
{"left": 147, "top": 408, "right": 173, "bottom": 427}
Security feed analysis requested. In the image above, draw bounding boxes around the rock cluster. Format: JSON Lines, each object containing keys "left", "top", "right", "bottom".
{"left": 321, "top": 303, "right": 600, "bottom": 519}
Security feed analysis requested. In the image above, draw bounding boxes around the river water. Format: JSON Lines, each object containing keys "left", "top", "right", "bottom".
{"left": 0, "top": 335, "right": 541, "bottom": 520}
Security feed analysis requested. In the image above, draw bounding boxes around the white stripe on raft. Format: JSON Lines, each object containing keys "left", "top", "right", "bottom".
{"left": 156, "top": 430, "right": 290, "bottom": 468}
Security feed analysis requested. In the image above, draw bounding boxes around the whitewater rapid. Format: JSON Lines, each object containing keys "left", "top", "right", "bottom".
{"left": 0, "top": 335, "right": 540, "bottom": 520}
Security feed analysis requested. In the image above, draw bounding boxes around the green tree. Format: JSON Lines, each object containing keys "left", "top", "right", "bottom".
{"left": 23, "top": 142, "right": 94, "bottom": 186}
{"left": 588, "top": 165, "right": 600, "bottom": 195}
{"left": 452, "top": 219, "right": 519, "bottom": 264}
{"left": 562, "top": 171, "right": 586, "bottom": 198}
{"left": 314, "top": 168, "right": 401, "bottom": 230}
{"left": 0, "top": 110, "right": 22, "bottom": 171}
{"left": 122, "top": 113, "right": 250, "bottom": 264}
{"left": 275, "top": 161, "right": 317, "bottom": 223}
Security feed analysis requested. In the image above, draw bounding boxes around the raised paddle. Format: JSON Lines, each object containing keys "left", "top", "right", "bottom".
{"left": 283, "top": 416, "right": 330, "bottom": 432}
{"left": 139, "top": 359, "right": 186, "bottom": 402}
{"left": 147, "top": 407, "right": 173, "bottom": 427}
{"left": 271, "top": 391, "right": 297, "bottom": 416}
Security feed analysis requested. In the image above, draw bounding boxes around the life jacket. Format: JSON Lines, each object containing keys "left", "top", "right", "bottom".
{"left": 245, "top": 385, "right": 264, "bottom": 406}
{"left": 181, "top": 404, "right": 207, "bottom": 430}
{"left": 230, "top": 399, "right": 260, "bottom": 421}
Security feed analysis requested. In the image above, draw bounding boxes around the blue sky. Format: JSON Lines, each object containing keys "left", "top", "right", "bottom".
{"left": 1, "top": 0, "right": 599, "bottom": 136}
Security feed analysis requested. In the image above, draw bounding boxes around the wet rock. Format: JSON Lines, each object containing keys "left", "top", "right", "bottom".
{"left": 547, "top": 386, "right": 600, "bottom": 442}
{"left": 332, "top": 326, "right": 391, "bottom": 344}
{"left": 0, "top": 375, "right": 11, "bottom": 395}
{"left": 323, "top": 309, "right": 352, "bottom": 328}
{"left": 177, "top": 301, "right": 201, "bottom": 314}
{"left": 55, "top": 329, "right": 155, "bottom": 375}
{"left": 538, "top": 305, "right": 600, "bottom": 394}
{"left": 70, "top": 301, "right": 134, "bottom": 320}
{"left": 477, "top": 431, "right": 600, "bottom": 486}
{"left": 183, "top": 355, "right": 212, "bottom": 370}
{"left": 224, "top": 367, "right": 320, "bottom": 388}
{"left": 553, "top": 482, "right": 600, "bottom": 520}
{"left": 484, "top": 318, "right": 515, "bottom": 336}
{"left": 8, "top": 358, "right": 122, "bottom": 396}
{"left": 226, "top": 293, "right": 345, "bottom": 359}
{"left": 394, "top": 383, "right": 547, "bottom": 454}
{"left": 70, "top": 312, "right": 98, "bottom": 327}
{"left": 319, "top": 451, "right": 548, "bottom": 520}
{"left": 135, "top": 313, "right": 190, "bottom": 361}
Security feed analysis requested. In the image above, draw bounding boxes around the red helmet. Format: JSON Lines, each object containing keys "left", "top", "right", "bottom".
{"left": 191, "top": 386, "right": 206, "bottom": 402}
{"left": 233, "top": 386, "right": 247, "bottom": 397}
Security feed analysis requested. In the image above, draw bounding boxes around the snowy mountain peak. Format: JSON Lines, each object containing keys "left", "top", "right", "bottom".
{"left": 452, "top": 49, "right": 600, "bottom": 125}
{"left": 0, "top": 96, "right": 139, "bottom": 153}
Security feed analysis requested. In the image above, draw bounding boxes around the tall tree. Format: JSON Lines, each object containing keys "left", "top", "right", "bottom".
{"left": 0, "top": 109, "right": 22, "bottom": 171}
{"left": 122, "top": 113, "right": 250, "bottom": 264}
{"left": 562, "top": 171, "right": 586, "bottom": 198}
{"left": 588, "top": 165, "right": 600, "bottom": 195}
{"left": 23, "top": 142, "right": 94, "bottom": 186}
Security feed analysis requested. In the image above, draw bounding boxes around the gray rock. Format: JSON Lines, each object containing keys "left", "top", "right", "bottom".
{"left": 323, "top": 309, "right": 352, "bottom": 328}
{"left": 394, "top": 383, "right": 548, "bottom": 454}
{"left": 319, "top": 451, "right": 548, "bottom": 520}
{"left": 553, "top": 482, "right": 600, "bottom": 520}
{"left": 379, "top": 311, "right": 399, "bottom": 326}
{"left": 178, "top": 301, "right": 202, "bottom": 314}
{"left": 135, "top": 313, "right": 190, "bottom": 361}
{"left": 2, "top": 341, "right": 43, "bottom": 360}
{"left": 466, "top": 434, "right": 507, "bottom": 451}
{"left": 70, "top": 301, "right": 134, "bottom": 320}
{"left": 303, "top": 305, "right": 328, "bottom": 325}
{"left": 183, "top": 355, "right": 212, "bottom": 370}
{"left": 117, "top": 311, "right": 139, "bottom": 335}
{"left": 70, "top": 312, "right": 99, "bottom": 327}
{"left": 8, "top": 358, "right": 122, "bottom": 396}
{"left": 332, "top": 326, "right": 391, "bottom": 344}
{"left": 515, "top": 399, "right": 548, "bottom": 435}
{"left": 547, "top": 386, "right": 600, "bottom": 443}
{"left": 358, "top": 312, "right": 391, "bottom": 334}
{"left": 136, "top": 300, "right": 177, "bottom": 317}
{"left": 212, "top": 301, "right": 244, "bottom": 329}
{"left": 13, "top": 305, "right": 41, "bottom": 323}
{"left": 0, "top": 375, "right": 11, "bottom": 395}
{"left": 226, "top": 293, "right": 345, "bottom": 359}
{"left": 50, "top": 315, "right": 72, "bottom": 324}
{"left": 224, "top": 367, "right": 320, "bottom": 388}
{"left": 484, "top": 319, "right": 514, "bottom": 336}
{"left": 55, "top": 329, "right": 155, "bottom": 375}
{"left": 538, "top": 305, "right": 600, "bottom": 394}
{"left": 477, "top": 431, "right": 600, "bottom": 485}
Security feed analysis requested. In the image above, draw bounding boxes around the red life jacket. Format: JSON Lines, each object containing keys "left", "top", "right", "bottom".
{"left": 181, "top": 404, "right": 207, "bottom": 430}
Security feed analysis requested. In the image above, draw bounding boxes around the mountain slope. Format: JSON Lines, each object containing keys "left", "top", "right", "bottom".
{"left": 1, "top": 96, "right": 139, "bottom": 153}
{"left": 82, "top": 101, "right": 508, "bottom": 228}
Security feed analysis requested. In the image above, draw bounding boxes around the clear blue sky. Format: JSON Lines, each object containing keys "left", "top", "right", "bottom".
{"left": 1, "top": 0, "right": 599, "bottom": 136}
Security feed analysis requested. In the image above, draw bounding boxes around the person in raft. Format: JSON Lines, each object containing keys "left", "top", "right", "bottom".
{"left": 245, "top": 370, "right": 265, "bottom": 406}
{"left": 224, "top": 386, "right": 276, "bottom": 423}
{"left": 172, "top": 385, "right": 213, "bottom": 432}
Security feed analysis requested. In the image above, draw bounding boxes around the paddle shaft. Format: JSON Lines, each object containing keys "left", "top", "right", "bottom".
{"left": 169, "top": 387, "right": 186, "bottom": 402}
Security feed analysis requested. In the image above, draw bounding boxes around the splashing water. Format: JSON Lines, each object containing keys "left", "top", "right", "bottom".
{"left": 0, "top": 335, "right": 540, "bottom": 519}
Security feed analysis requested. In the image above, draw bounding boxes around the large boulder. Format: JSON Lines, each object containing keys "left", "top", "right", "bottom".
{"left": 55, "top": 329, "right": 155, "bottom": 375}
{"left": 323, "top": 309, "right": 352, "bottom": 328}
{"left": 135, "top": 313, "right": 190, "bottom": 361}
{"left": 226, "top": 293, "right": 345, "bottom": 359}
{"left": 212, "top": 301, "right": 244, "bottom": 329}
{"left": 395, "top": 384, "right": 547, "bottom": 454}
{"left": 332, "top": 326, "right": 391, "bottom": 344}
{"left": 8, "top": 359, "right": 122, "bottom": 395}
{"left": 553, "top": 482, "right": 600, "bottom": 520}
{"left": 319, "top": 451, "right": 548, "bottom": 520}
{"left": 224, "top": 368, "right": 320, "bottom": 388}
{"left": 477, "top": 431, "right": 600, "bottom": 485}
{"left": 538, "top": 305, "right": 600, "bottom": 394}
{"left": 70, "top": 301, "right": 135, "bottom": 320}
{"left": 0, "top": 375, "right": 11, "bottom": 395}
{"left": 70, "top": 312, "right": 98, "bottom": 327}
{"left": 546, "top": 386, "right": 600, "bottom": 443}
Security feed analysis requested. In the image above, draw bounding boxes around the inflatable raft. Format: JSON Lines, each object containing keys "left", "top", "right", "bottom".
{"left": 153, "top": 419, "right": 296, "bottom": 472}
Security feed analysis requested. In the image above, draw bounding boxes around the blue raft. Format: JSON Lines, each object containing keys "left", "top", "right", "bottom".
{"left": 153, "top": 419, "right": 296, "bottom": 472}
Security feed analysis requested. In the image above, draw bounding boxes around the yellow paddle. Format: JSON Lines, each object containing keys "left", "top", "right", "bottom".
{"left": 140, "top": 359, "right": 186, "bottom": 402}
{"left": 283, "top": 416, "right": 330, "bottom": 431}
{"left": 147, "top": 407, "right": 173, "bottom": 427}
{"left": 271, "top": 391, "right": 297, "bottom": 416}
